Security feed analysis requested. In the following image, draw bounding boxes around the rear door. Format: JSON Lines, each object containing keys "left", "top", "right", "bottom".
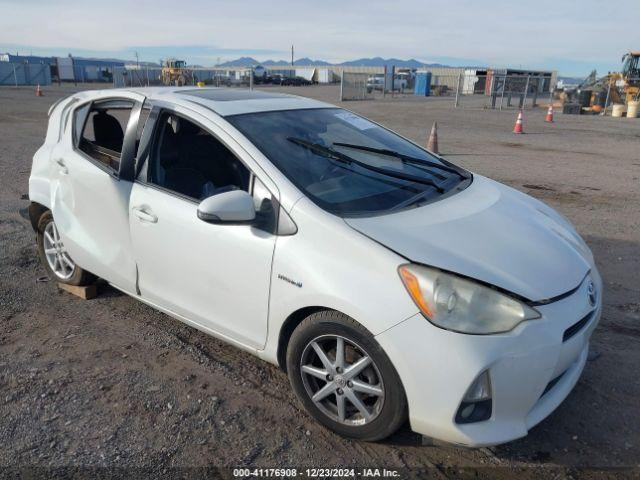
{"left": 50, "top": 93, "right": 147, "bottom": 292}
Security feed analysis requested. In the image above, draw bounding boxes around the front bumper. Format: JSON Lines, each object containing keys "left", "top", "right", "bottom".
{"left": 375, "top": 271, "right": 601, "bottom": 447}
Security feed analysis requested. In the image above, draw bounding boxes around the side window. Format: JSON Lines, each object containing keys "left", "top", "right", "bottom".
{"left": 148, "top": 113, "right": 250, "bottom": 200}
{"left": 76, "top": 99, "right": 134, "bottom": 172}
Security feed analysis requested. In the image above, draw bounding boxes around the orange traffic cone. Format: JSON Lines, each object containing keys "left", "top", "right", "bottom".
{"left": 427, "top": 122, "right": 439, "bottom": 154}
{"left": 513, "top": 110, "right": 524, "bottom": 134}
{"left": 545, "top": 104, "right": 554, "bottom": 123}
{"left": 35, "top": 84, "right": 43, "bottom": 97}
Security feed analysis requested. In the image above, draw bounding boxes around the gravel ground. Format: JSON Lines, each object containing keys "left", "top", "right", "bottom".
{"left": 0, "top": 84, "right": 639, "bottom": 478}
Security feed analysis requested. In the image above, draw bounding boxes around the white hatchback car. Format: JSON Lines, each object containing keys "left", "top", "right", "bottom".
{"left": 29, "top": 88, "right": 601, "bottom": 446}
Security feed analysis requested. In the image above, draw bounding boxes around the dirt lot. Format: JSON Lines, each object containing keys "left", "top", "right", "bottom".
{"left": 1, "top": 84, "right": 639, "bottom": 478}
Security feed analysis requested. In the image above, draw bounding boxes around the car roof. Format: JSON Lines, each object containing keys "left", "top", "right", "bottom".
{"left": 93, "top": 86, "right": 335, "bottom": 117}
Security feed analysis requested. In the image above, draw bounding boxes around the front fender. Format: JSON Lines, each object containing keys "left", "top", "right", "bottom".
{"left": 258, "top": 198, "right": 419, "bottom": 364}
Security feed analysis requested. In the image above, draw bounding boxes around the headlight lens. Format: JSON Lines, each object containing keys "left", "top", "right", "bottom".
{"left": 398, "top": 264, "right": 540, "bottom": 334}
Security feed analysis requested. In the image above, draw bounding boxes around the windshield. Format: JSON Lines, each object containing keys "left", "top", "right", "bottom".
{"left": 227, "top": 108, "right": 471, "bottom": 216}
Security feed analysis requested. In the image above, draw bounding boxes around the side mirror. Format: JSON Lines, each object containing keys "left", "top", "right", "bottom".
{"left": 197, "top": 190, "right": 256, "bottom": 224}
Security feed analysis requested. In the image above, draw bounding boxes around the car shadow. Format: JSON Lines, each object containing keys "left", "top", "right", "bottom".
{"left": 95, "top": 279, "right": 125, "bottom": 298}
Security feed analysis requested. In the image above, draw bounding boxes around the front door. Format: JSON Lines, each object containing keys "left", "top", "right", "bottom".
{"left": 129, "top": 108, "right": 278, "bottom": 349}
{"left": 50, "top": 94, "right": 145, "bottom": 292}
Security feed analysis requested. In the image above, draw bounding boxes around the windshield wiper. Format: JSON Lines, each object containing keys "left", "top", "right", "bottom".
{"left": 287, "top": 137, "right": 445, "bottom": 193}
{"left": 332, "top": 142, "right": 467, "bottom": 179}
{"left": 288, "top": 137, "right": 353, "bottom": 164}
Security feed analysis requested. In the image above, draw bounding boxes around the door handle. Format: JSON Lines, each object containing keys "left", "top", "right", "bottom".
{"left": 132, "top": 206, "right": 158, "bottom": 223}
{"left": 54, "top": 158, "right": 68, "bottom": 175}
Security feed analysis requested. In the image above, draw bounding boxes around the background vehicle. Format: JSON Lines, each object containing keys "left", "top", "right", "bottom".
{"left": 393, "top": 72, "right": 409, "bottom": 91}
{"left": 366, "top": 74, "right": 409, "bottom": 93}
{"left": 270, "top": 74, "right": 284, "bottom": 85}
{"left": 160, "top": 58, "right": 195, "bottom": 86}
{"left": 562, "top": 50, "right": 640, "bottom": 109}
{"left": 252, "top": 65, "right": 268, "bottom": 84}
{"left": 620, "top": 51, "right": 640, "bottom": 102}
{"left": 281, "top": 76, "right": 312, "bottom": 86}
{"left": 366, "top": 75, "right": 384, "bottom": 93}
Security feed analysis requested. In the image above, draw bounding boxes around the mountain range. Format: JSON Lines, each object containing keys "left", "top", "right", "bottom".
{"left": 217, "top": 56, "right": 450, "bottom": 68}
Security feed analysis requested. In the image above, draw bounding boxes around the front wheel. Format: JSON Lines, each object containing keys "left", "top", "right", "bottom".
{"left": 36, "top": 211, "right": 95, "bottom": 286}
{"left": 286, "top": 311, "right": 407, "bottom": 441}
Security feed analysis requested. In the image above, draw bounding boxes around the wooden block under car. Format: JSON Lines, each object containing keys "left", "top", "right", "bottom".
{"left": 57, "top": 282, "right": 98, "bottom": 300}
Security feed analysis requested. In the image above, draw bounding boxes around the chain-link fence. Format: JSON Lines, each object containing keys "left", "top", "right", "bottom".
{"left": 0, "top": 62, "right": 51, "bottom": 86}
{"left": 339, "top": 71, "right": 416, "bottom": 101}
{"left": 446, "top": 74, "right": 554, "bottom": 110}
{"left": 113, "top": 66, "right": 253, "bottom": 88}
{"left": 339, "top": 72, "right": 374, "bottom": 101}
{"left": 336, "top": 70, "right": 556, "bottom": 108}
{"left": 110, "top": 67, "right": 557, "bottom": 111}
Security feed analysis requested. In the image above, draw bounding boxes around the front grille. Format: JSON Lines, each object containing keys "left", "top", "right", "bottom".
{"left": 563, "top": 311, "right": 594, "bottom": 342}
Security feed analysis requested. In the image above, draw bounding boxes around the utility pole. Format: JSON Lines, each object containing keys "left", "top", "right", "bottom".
{"left": 291, "top": 45, "right": 294, "bottom": 67}
{"left": 134, "top": 51, "right": 139, "bottom": 69}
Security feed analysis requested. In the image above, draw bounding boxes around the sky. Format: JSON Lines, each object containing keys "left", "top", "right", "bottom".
{"left": 1, "top": 0, "right": 638, "bottom": 76}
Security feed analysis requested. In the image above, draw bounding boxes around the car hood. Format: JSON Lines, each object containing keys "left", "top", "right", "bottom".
{"left": 344, "top": 175, "right": 593, "bottom": 302}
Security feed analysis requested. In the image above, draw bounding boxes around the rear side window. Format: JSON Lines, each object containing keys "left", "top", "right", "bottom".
{"left": 75, "top": 99, "right": 134, "bottom": 172}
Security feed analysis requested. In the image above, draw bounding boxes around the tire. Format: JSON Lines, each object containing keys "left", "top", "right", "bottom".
{"left": 286, "top": 310, "right": 407, "bottom": 441}
{"left": 36, "top": 210, "right": 95, "bottom": 286}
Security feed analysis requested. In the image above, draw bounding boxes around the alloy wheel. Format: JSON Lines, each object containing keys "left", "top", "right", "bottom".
{"left": 42, "top": 220, "right": 76, "bottom": 280}
{"left": 300, "top": 335, "right": 385, "bottom": 426}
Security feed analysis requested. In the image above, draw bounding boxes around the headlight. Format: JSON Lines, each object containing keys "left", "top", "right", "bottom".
{"left": 398, "top": 264, "right": 540, "bottom": 334}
